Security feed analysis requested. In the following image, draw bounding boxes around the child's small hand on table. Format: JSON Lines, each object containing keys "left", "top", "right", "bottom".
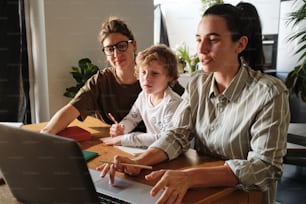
{"left": 101, "top": 136, "right": 122, "bottom": 146}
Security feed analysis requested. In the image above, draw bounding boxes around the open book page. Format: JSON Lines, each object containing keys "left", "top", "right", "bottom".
{"left": 0, "top": 122, "right": 23, "bottom": 128}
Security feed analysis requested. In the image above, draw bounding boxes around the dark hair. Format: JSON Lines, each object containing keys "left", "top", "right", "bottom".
{"left": 135, "top": 44, "right": 178, "bottom": 84}
{"left": 203, "top": 3, "right": 265, "bottom": 72}
{"left": 98, "top": 16, "right": 135, "bottom": 46}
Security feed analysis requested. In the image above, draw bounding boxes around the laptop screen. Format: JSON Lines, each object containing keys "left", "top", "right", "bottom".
{"left": 0, "top": 124, "right": 98, "bottom": 204}
{"left": 0, "top": 124, "right": 162, "bottom": 204}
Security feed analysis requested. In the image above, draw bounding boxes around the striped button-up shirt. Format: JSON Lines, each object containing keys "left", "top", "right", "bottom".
{"left": 151, "top": 65, "right": 290, "bottom": 204}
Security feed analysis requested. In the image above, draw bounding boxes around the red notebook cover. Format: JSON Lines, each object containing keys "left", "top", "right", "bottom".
{"left": 57, "top": 126, "right": 92, "bottom": 142}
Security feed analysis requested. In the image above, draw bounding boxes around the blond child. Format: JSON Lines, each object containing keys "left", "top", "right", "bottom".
{"left": 101, "top": 44, "right": 182, "bottom": 147}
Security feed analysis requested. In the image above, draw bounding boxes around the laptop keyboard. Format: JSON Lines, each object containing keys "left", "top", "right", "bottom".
{"left": 97, "top": 192, "right": 131, "bottom": 204}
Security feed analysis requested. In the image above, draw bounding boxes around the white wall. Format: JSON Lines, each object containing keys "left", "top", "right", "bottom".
{"left": 27, "top": 0, "right": 154, "bottom": 122}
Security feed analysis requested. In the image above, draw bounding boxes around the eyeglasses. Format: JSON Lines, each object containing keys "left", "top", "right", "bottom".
{"left": 102, "top": 40, "right": 133, "bottom": 56}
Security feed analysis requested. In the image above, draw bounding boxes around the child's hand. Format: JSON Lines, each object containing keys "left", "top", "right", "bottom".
{"left": 109, "top": 123, "right": 125, "bottom": 137}
{"left": 108, "top": 113, "right": 125, "bottom": 137}
{"left": 101, "top": 136, "right": 122, "bottom": 146}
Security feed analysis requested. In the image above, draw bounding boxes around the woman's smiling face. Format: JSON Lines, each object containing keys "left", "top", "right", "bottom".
{"left": 103, "top": 33, "right": 136, "bottom": 71}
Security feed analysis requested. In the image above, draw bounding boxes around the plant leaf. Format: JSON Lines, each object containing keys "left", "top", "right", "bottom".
{"left": 297, "top": 52, "right": 306, "bottom": 63}
{"left": 302, "top": 79, "right": 306, "bottom": 102}
{"left": 285, "top": 69, "right": 298, "bottom": 89}
{"left": 79, "top": 58, "right": 91, "bottom": 68}
{"left": 294, "top": 77, "right": 303, "bottom": 95}
{"left": 64, "top": 58, "right": 100, "bottom": 98}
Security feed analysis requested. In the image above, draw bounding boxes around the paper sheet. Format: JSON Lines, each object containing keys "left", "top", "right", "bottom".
{"left": 114, "top": 145, "right": 146, "bottom": 156}
{"left": 0, "top": 122, "right": 23, "bottom": 128}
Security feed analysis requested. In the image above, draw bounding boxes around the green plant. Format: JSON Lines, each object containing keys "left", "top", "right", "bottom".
{"left": 201, "top": 0, "right": 224, "bottom": 14}
{"left": 176, "top": 43, "right": 199, "bottom": 73}
{"left": 64, "top": 58, "right": 99, "bottom": 98}
{"left": 284, "top": 0, "right": 306, "bottom": 102}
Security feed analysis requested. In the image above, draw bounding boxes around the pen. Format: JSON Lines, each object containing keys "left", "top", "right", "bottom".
{"left": 108, "top": 113, "right": 118, "bottom": 124}
{"left": 100, "top": 160, "right": 152, "bottom": 170}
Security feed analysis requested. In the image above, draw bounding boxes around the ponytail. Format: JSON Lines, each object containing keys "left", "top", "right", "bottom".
{"left": 203, "top": 3, "right": 265, "bottom": 72}
{"left": 236, "top": 2, "right": 265, "bottom": 72}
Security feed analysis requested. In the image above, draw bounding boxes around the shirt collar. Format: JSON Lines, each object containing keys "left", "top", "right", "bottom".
{"left": 209, "top": 65, "right": 248, "bottom": 102}
{"left": 208, "top": 74, "right": 216, "bottom": 98}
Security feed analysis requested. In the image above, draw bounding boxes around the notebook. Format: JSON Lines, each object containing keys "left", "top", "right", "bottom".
{"left": 0, "top": 124, "right": 162, "bottom": 204}
{"left": 57, "top": 126, "right": 92, "bottom": 142}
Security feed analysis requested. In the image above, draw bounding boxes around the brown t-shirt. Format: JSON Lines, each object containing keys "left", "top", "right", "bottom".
{"left": 70, "top": 67, "right": 141, "bottom": 124}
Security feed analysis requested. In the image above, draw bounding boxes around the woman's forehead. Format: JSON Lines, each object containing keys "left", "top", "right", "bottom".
{"left": 196, "top": 15, "right": 229, "bottom": 36}
{"left": 102, "top": 33, "right": 129, "bottom": 46}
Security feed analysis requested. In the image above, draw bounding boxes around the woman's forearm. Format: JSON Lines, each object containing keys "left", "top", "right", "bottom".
{"left": 41, "top": 104, "right": 80, "bottom": 134}
{"left": 184, "top": 164, "right": 238, "bottom": 188}
{"left": 134, "top": 147, "right": 168, "bottom": 166}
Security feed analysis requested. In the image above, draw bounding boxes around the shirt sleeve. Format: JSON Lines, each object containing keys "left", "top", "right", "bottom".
{"left": 119, "top": 93, "right": 143, "bottom": 133}
{"left": 150, "top": 89, "right": 194, "bottom": 160}
{"left": 121, "top": 132, "right": 161, "bottom": 147}
{"left": 226, "top": 87, "right": 290, "bottom": 192}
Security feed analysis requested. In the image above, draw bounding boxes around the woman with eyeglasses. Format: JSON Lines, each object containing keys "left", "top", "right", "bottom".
{"left": 41, "top": 17, "right": 184, "bottom": 134}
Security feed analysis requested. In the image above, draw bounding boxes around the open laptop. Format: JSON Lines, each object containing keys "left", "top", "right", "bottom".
{"left": 0, "top": 124, "right": 161, "bottom": 204}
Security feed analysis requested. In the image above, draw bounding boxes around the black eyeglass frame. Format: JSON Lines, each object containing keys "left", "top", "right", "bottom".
{"left": 102, "top": 40, "right": 133, "bottom": 56}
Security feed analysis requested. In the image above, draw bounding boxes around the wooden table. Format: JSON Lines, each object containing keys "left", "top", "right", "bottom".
{"left": 0, "top": 116, "right": 262, "bottom": 204}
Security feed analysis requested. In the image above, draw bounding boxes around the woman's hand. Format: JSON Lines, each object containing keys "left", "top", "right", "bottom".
{"left": 96, "top": 155, "right": 142, "bottom": 184}
{"left": 101, "top": 136, "right": 122, "bottom": 146}
{"left": 109, "top": 123, "right": 125, "bottom": 137}
{"left": 145, "top": 169, "right": 190, "bottom": 204}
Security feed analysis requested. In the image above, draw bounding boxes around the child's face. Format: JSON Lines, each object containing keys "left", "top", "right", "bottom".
{"left": 138, "top": 61, "right": 172, "bottom": 96}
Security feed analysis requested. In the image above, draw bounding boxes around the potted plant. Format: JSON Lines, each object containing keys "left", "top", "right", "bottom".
{"left": 284, "top": 0, "right": 306, "bottom": 102}
{"left": 64, "top": 58, "right": 99, "bottom": 98}
{"left": 176, "top": 43, "right": 199, "bottom": 73}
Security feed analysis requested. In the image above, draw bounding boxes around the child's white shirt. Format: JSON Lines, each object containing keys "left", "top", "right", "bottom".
{"left": 120, "top": 87, "right": 182, "bottom": 147}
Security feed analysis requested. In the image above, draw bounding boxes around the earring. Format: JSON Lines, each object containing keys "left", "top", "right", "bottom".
{"left": 240, "top": 56, "right": 247, "bottom": 66}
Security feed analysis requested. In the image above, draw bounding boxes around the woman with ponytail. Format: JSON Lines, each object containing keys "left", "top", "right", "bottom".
{"left": 98, "top": 3, "right": 290, "bottom": 204}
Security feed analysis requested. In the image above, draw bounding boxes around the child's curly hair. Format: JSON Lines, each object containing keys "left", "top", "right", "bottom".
{"left": 135, "top": 44, "right": 178, "bottom": 86}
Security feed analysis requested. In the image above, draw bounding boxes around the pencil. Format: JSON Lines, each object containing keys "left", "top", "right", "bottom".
{"left": 108, "top": 113, "right": 118, "bottom": 124}
{"left": 100, "top": 160, "right": 152, "bottom": 170}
